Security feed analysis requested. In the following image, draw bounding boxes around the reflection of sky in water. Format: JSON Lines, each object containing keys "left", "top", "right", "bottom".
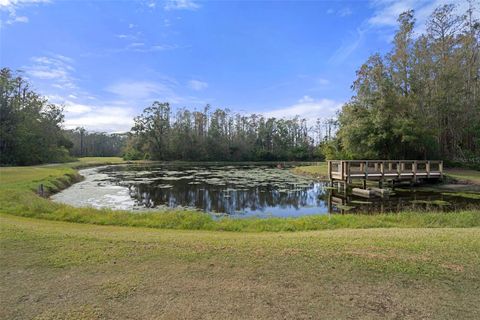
{"left": 239, "top": 184, "right": 329, "bottom": 218}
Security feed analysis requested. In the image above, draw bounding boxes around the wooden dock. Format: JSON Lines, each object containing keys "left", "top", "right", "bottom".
{"left": 328, "top": 160, "right": 443, "bottom": 186}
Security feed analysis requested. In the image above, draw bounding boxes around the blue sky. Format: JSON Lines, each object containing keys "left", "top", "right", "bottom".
{"left": 1, "top": 0, "right": 473, "bottom": 132}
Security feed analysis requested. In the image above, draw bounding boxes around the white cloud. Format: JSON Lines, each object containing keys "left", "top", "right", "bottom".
{"left": 329, "top": 26, "right": 367, "bottom": 64}
{"left": 188, "top": 79, "right": 208, "bottom": 91}
{"left": 43, "top": 92, "right": 134, "bottom": 132}
{"left": 10, "top": 15, "right": 27, "bottom": 22}
{"left": 106, "top": 80, "right": 178, "bottom": 101}
{"left": 63, "top": 106, "right": 135, "bottom": 133}
{"left": 316, "top": 78, "right": 330, "bottom": 86}
{"left": 147, "top": 1, "right": 156, "bottom": 9}
{"left": 368, "top": 0, "right": 416, "bottom": 27}
{"left": 262, "top": 97, "right": 343, "bottom": 127}
{"left": 298, "top": 95, "right": 314, "bottom": 103}
{"left": 339, "top": 7, "right": 353, "bottom": 17}
{"left": 326, "top": 7, "right": 353, "bottom": 17}
{"left": 164, "top": 0, "right": 200, "bottom": 11}
{"left": 26, "top": 55, "right": 77, "bottom": 90}
{"left": 0, "top": 0, "right": 49, "bottom": 8}
{"left": 0, "top": 0, "right": 49, "bottom": 25}
{"left": 367, "top": 0, "right": 477, "bottom": 34}
{"left": 63, "top": 102, "right": 92, "bottom": 114}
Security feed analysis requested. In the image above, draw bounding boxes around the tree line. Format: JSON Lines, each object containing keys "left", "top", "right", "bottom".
{"left": 124, "top": 102, "right": 321, "bottom": 161}
{"left": 64, "top": 128, "right": 126, "bottom": 157}
{"left": 330, "top": 3, "right": 480, "bottom": 166}
{"left": 0, "top": 68, "right": 73, "bottom": 165}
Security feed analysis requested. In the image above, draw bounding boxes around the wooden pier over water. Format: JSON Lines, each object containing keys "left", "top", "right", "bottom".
{"left": 328, "top": 160, "right": 443, "bottom": 187}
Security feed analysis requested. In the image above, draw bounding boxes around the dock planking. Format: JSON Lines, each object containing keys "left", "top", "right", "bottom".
{"left": 328, "top": 160, "right": 443, "bottom": 187}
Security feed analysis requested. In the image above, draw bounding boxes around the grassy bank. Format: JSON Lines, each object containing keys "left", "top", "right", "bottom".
{"left": 291, "top": 162, "right": 328, "bottom": 179}
{"left": 1, "top": 213, "right": 479, "bottom": 319}
{"left": 1, "top": 158, "right": 480, "bottom": 232}
{"left": 445, "top": 168, "right": 480, "bottom": 185}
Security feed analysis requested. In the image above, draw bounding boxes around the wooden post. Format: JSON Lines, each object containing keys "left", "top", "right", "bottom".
{"left": 413, "top": 161, "right": 417, "bottom": 183}
{"left": 397, "top": 161, "right": 401, "bottom": 179}
{"left": 426, "top": 161, "right": 430, "bottom": 178}
{"left": 346, "top": 162, "right": 351, "bottom": 184}
{"left": 380, "top": 161, "right": 385, "bottom": 188}
{"left": 439, "top": 161, "right": 443, "bottom": 180}
{"left": 365, "top": 160, "right": 369, "bottom": 180}
{"left": 328, "top": 161, "right": 332, "bottom": 181}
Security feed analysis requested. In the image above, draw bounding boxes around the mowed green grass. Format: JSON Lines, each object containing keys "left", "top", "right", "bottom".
{"left": 0, "top": 157, "right": 126, "bottom": 191}
{"left": 1, "top": 213, "right": 479, "bottom": 319}
{"left": 445, "top": 168, "right": 480, "bottom": 184}
{"left": 291, "top": 162, "right": 328, "bottom": 179}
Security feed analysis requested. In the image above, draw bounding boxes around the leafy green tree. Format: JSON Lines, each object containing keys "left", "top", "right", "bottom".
{"left": 0, "top": 68, "right": 72, "bottom": 165}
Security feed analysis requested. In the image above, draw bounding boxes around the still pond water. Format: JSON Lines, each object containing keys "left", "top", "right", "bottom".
{"left": 51, "top": 163, "right": 479, "bottom": 217}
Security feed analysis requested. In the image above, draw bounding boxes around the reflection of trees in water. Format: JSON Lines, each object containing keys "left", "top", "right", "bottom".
{"left": 131, "top": 182, "right": 325, "bottom": 214}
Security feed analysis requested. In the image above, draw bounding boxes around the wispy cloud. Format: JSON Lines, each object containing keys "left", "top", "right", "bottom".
{"left": 164, "top": 0, "right": 200, "bottom": 11}
{"left": 326, "top": 6, "right": 353, "bottom": 17}
{"left": 0, "top": 0, "right": 49, "bottom": 25}
{"left": 367, "top": 0, "right": 477, "bottom": 35}
{"left": 106, "top": 80, "right": 177, "bottom": 101}
{"left": 26, "top": 54, "right": 77, "bottom": 90}
{"left": 45, "top": 92, "right": 136, "bottom": 133}
{"left": 329, "top": 26, "right": 368, "bottom": 65}
{"left": 263, "top": 96, "right": 343, "bottom": 126}
{"left": 188, "top": 79, "right": 208, "bottom": 91}
{"left": 63, "top": 105, "right": 135, "bottom": 133}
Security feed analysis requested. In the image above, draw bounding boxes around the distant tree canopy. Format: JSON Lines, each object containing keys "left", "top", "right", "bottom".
{"left": 124, "top": 102, "right": 320, "bottom": 161}
{"left": 334, "top": 4, "right": 480, "bottom": 164}
{"left": 65, "top": 128, "right": 127, "bottom": 157}
{"left": 0, "top": 68, "right": 73, "bottom": 165}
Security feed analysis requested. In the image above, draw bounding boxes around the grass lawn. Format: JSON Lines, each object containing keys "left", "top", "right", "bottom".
{"left": 1, "top": 158, "right": 479, "bottom": 318}
{"left": 1, "top": 213, "right": 479, "bottom": 319}
{"left": 445, "top": 168, "right": 480, "bottom": 185}
{"left": 291, "top": 162, "right": 328, "bottom": 179}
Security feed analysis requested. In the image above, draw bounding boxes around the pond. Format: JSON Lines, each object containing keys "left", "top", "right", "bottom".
{"left": 51, "top": 163, "right": 480, "bottom": 217}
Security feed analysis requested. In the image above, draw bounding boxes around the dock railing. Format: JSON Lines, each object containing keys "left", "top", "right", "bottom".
{"left": 328, "top": 160, "right": 443, "bottom": 183}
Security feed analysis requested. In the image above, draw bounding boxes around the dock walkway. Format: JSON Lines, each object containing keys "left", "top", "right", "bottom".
{"left": 328, "top": 160, "right": 443, "bottom": 186}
